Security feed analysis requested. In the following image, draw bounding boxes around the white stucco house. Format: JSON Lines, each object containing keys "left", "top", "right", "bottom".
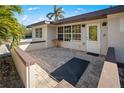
{"left": 20, "top": 5, "right": 124, "bottom": 63}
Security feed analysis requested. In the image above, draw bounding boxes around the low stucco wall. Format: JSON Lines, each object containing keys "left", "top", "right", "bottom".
{"left": 19, "top": 42, "right": 46, "bottom": 51}
{"left": 11, "top": 49, "right": 27, "bottom": 87}
{"left": 19, "top": 40, "right": 46, "bottom": 51}
{"left": 98, "top": 47, "right": 120, "bottom": 88}
{"left": 98, "top": 61, "right": 120, "bottom": 88}
{"left": 11, "top": 47, "right": 58, "bottom": 88}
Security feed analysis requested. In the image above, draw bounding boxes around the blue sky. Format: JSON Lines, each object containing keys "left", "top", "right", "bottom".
{"left": 16, "top": 5, "right": 111, "bottom": 26}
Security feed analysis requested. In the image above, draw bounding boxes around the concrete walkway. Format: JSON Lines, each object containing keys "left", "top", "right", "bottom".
{"left": 28, "top": 47, "right": 105, "bottom": 88}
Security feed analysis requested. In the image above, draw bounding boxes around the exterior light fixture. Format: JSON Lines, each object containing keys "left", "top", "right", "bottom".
{"left": 82, "top": 24, "right": 85, "bottom": 27}
{"left": 102, "top": 22, "right": 107, "bottom": 26}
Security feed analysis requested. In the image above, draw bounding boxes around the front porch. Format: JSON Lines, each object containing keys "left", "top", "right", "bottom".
{"left": 27, "top": 47, "right": 104, "bottom": 88}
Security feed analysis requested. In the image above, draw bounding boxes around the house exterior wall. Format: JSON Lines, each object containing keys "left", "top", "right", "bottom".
{"left": 31, "top": 24, "right": 57, "bottom": 48}
{"left": 26, "top": 19, "right": 108, "bottom": 55}
{"left": 107, "top": 12, "right": 124, "bottom": 63}
{"left": 57, "top": 19, "right": 108, "bottom": 55}
{"left": 57, "top": 22, "right": 86, "bottom": 51}
{"left": 19, "top": 25, "right": 48, "bottom": 51}
{"left": 100, "top": 23, "right": 108, "bottom": 55}
{"left": 32, "top": 24, "right": 47, "bottom": 41}
{"left": 46, "top": 25, "right": 57, "bottom": 47}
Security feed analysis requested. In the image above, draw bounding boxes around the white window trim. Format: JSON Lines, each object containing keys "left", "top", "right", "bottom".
{"left": 57, "top": 24, "right": 82, "bottom": 41}
{"left": 56, "top": 24, "right": 82, "bottom": 42}
{"left": 35, "top": 28, "right": 42, "bottom": 38}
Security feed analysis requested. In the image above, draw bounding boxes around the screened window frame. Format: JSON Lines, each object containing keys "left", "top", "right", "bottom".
{"left": 57, "top": 27, "right": 64, "bottom": 40}
{"left": 35, "top": 28, "right": 42, "bottom": 38}
{"left": 64, "top": 26, "right": 71, "bottom": 41}
{"left": 57, "top": 24, "right": 81, "bottom": 41}
{"left": 72, "top": 24, "right": 81, "bottom": 40}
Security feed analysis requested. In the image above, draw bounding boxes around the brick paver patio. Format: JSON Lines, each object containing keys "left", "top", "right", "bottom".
{"left": 28, "top": 47, "right": 104, "bottom": 88}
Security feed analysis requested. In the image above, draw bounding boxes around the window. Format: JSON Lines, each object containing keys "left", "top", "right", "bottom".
{"left": 64, "top": 26, "right": 71, "bottom": 33}
{"left": 72, "top": 24, "right": 81, "bottom": 33}
{"left": 72, "top": 24, "right": 81, "bottom": 40}
{"left": 72, "top": 34, "right": 81, "bottom": 40}
{"left": 64, "top": 26, "right": 71, "bottom": 41}
{"left": 64, "top": 34, "right": 71, "bottom": 41}
{"left": 35, "top": 28, "right": 42, "bottom": 38}
{"left": 58, "top": 27, "right": 63, "bottom": 40}
{"left": 89, "top": 26, "right": 97, "bottom": 41}
{"left": 57, "top": 24, "right": 81, "bottom": 41}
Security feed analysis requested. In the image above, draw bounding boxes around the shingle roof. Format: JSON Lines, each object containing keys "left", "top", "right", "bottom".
{"left": 54, "top": 5, "right": 124, "bottom": 24}
{"left": 27, "top": 5, "right": 124, "bottom": 27}
{"left": 27, "top": 21, "right": 45, "bottom": 28}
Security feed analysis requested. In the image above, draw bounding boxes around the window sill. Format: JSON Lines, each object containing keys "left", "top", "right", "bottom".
{"left": 61, "top": 40, "right": 81, "bottom": 42}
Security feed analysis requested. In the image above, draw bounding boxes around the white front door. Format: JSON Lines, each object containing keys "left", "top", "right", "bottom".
{"left": 86, "top": 23, "right": 100, "bottom": 54}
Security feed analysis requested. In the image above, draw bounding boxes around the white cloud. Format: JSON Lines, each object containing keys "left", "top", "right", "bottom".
{"left": 22, "top": 15, "right": 28, "bottom": 21}
{"left": 75, "top": 8, "right": 89, "bottom": 14}
{"left": 39, "top": 17, "right": 44, "bottom": 21}
{"left": 32, "top": 18, "right": 44, "bottom": 24}
{"left": 27, "top": 7, "right": 40, "bottom": 11}
{"left": 77, "top": 8, "right": 85, "bottom": 11}
{"left": 32, "top": 20, "right": 40, "bottom": 23}
{"left": 74, "top": 11, "right": 79, "bottom": 13}
{"left": 62, "top": 8, "right": 64, "bottom": 11}
{"left": 32, "top": 21, "right": 37, "bottom": 23}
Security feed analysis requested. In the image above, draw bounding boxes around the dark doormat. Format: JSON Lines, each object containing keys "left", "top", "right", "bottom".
{"left": 87, "top": 52, "right": 99, "bottom": 56}
{"left": 50, "top": 57, "right": 90, "bottom": 86}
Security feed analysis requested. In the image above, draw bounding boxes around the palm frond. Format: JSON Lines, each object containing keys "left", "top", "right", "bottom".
{"left": 0, "top": 5, "right": 27, "bottom": 48}
{"left": 46, "top": 12, "right": 54, "bottom": 20}
{"left": 59, "top": 14, "right": 64, "bottom": 19}
{"left": 46, "top": 5, "right": 65, "bottom": 21}
{"left": 54, "top": 5, "right": 57, "bottom": 12}
{"left": 10, "top": 5, "right": 22, "bottom": 15}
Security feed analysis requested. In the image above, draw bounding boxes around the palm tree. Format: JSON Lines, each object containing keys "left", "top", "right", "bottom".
{"left": 46, "top": 5, "right": 64, "bottom": 21}
{"left": 0, "top": 5, "right": 27, "bottom": 49}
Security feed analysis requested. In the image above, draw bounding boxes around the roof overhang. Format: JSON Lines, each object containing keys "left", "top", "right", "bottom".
{"left": 27, "top": 20, "right": 53, "bottom": 28}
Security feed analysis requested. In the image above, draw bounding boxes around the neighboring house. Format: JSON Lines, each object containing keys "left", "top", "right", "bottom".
{"left": 24, "top": 5, "right": 124, "bottom": 63}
